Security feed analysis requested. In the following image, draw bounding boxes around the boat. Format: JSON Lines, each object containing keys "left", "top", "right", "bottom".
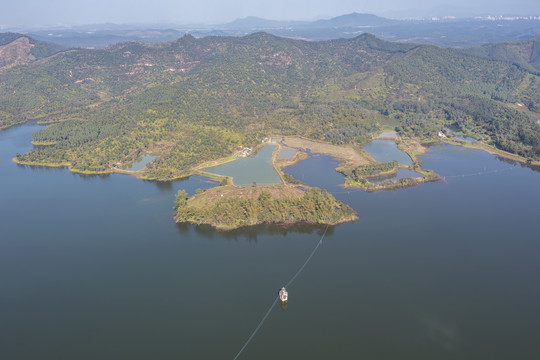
{"left": 279, "top": 287, "right": 288, "bottom": 302}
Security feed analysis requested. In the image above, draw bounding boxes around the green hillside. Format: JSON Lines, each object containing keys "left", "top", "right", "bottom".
{"left": 1, "top": 32, "right": 539, "bottom": 178}
{"left": 464, "top": 37, "right": 540, "bottom": 74}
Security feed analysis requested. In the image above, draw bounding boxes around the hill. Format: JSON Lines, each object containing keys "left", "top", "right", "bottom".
{"left": 221, "top": 16, "right": 304, "bottom": 30}
{"left": 463, "top": 37, "right": 540, "bottom": 74}
{"left": 310, "top": 13, "right": 397, "bottom": 28}
{"left": 0, "top": 33, "right": 63, "bottom": 64}
{"left": 0, "top": 32, "right": 538, "bottom": 178}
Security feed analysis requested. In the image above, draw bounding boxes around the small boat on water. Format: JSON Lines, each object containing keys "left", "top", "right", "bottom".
{"left": 279, "top": 287, "right": 288, "bottom": 302}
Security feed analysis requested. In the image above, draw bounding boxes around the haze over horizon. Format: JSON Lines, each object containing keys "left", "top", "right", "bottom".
{"left": 2, "top": 0, "right": 540, "bottom": 29}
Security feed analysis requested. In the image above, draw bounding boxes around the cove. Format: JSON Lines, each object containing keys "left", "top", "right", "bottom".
{"left": 205, "top": 145, "right": 281, "bottom": 186}
{"left": 123, "top": 154, "right": 157, "bottom": 171}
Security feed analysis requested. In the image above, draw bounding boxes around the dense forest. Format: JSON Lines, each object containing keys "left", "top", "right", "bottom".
{"left": 345, "top": 161, "right": 398, "bottom": 178}
{"left": 0, "top": 32, "right": 539, "bottom": 178}
{"left": 174, "top": 187, "right": 357, "bottom": 230}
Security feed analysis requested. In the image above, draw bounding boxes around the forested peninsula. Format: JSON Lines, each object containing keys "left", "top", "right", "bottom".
{"left": 1, "top": 32, "right": 539, "bottom": 180}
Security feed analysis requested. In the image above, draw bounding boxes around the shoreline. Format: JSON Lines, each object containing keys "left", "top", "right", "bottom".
{"left": 11, "top": 130, "right": 539, "bottom": 184}
{"left": 441, "top": 138, "right": 540, "bottom": 166}
{"left": 196, "top": 214, "right": 359, "bottom": 231}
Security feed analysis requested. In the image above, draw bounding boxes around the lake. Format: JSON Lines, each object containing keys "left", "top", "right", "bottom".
{"left": 205, "top": 145, "right": 281, "bottom": 186}
{"left": 363, "top": 139, "right": 414, "bottom": 166}
{"left": 2, "top": 123, "right": 540, "bottom": 359}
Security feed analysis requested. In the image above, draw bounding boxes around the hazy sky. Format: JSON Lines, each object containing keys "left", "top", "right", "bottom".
{"left": 2, "top": 0, "right": 540, "bottom": 28}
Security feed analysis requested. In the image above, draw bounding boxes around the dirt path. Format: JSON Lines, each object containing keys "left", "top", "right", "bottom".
{"left": 270, "top": 145, "right": 286, "bottom": 185}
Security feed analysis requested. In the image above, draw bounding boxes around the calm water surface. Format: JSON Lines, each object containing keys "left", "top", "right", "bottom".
{"left": 1, "top": 123, "right": 540, "bottom": 359}
{"left": 123, "top": 154, "right": 157, "bottom": 171}
{"left": 364, "top": 139, "right": 414, "bottom": 166}
{"left": 205, "top": 145, "right": 281, "bottom": 186}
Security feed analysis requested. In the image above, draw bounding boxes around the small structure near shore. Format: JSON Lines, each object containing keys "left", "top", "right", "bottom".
{"left": 239, "top": 147, "right": 252, "bottom": 157}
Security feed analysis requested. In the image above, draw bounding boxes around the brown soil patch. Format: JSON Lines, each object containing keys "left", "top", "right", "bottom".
{"left": 0, "top": 37, "right": 35, "bottom": 70}
{"left": 275, "top": 148, "right": 309, "bottom": 168}
{"left": 146, "top": 140, "right": 175, "bottom": 154}
{"left": 398, "top": 138, "right": 428, "bottom": 155}
{"left": 281, "top": 136, "right": 371, "bottom": 167}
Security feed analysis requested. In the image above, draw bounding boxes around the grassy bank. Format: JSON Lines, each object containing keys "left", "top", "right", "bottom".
{"left": 12, "top": 157, "right": 70, "bottom": 168}
{"left": 442, "top": 138, "right": 540, "bottom": 166}
{"left": 344, "top": 170, "right": 441, "bottom": 191}
{"left": 31, "top": 141, "right": 57, "bottom": 146}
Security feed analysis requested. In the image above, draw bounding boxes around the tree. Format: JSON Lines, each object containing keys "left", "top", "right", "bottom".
{"left": 174, "top": 190, "right": 188, "bottom": 210}
{"left": 258, "top": 191, "right": 271, "bottom": 202}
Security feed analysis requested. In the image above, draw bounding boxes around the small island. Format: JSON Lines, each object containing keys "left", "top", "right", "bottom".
{"left": 174, "top": 185, "right": 357, "bottom": 231}
{"left": 339, "top": 161, "right": 441, "bottom": 191}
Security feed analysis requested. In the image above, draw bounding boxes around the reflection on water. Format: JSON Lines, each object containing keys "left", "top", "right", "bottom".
{"left": 523, "top": 162, "right": 540, "bottom": 173}
{"left": 495, "top": 155, "right": 540, "bottom": 173}
{"left": 75, "top": 172, "right": 112, "bottom": 181}
{"left": 187, "top": 222, "right": 334, "bottom": 242}
{"left": 16, "top": 163, "right": 68, "bottom": 174}
{"left": 144, "top": 179, "right": 173, "bottom": 191}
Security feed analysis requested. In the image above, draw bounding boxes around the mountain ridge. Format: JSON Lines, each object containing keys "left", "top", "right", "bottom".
{"left": 18, "top": 12, "right": 540, "bottom": 49}
{"left": 0, "top": 32, "right": 538, "bottom": 177}
{"left": 463, "top": 37, "right": 540, "bottom": 73}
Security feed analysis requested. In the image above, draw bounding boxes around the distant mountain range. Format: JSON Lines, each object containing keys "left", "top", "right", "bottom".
{"left": 9, "top": 12, "right": 538, "bottom": 49}
{"left": 221, "top": 13, "right": 397, "bottom": 30}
